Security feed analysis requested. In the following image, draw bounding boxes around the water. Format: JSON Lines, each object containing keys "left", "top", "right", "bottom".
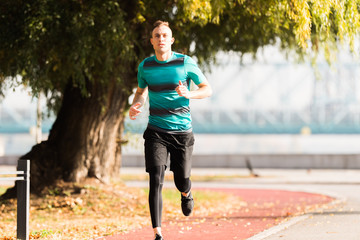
{"left": 120, "top": 133, "right": 360, "bottom": 155}
{"left": 1, "top": 133, "right": 360, "bottom": 157}
{"left": 0, "top": 133, "right": 48, "bottom": 156}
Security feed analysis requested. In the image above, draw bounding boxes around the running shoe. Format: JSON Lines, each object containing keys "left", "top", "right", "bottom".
{"left": 181, "top": 191, "right": 194, "bottom": 216}
{"left": 154, "top": 233, "right": 164, "bottom": 240}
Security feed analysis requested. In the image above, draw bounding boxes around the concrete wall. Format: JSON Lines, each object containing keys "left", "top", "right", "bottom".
{"left": 0, "top": 156, "right": 19, "bottom": 165}
{"left": 121, "top": 154, "right": 360, "bottom": 169}
{"left": 2, "top": 154, "right": 360, "bottom": 169}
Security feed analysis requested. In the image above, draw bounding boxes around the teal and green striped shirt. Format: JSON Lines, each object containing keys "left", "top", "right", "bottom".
{"left": 137, "top": 52, "right": 206, "bottom": 133}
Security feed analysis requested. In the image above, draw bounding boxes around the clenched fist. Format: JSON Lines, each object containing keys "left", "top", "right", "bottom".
{"left": 129, "top": 102, "right": 142, "bottom": 120}
{"left": 175, "top": 80, "right": 190, "bottom": 99}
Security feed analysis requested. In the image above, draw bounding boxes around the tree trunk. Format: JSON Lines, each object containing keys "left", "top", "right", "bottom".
{"left": 2, "top": 74, "right": 133, "bottom": 197}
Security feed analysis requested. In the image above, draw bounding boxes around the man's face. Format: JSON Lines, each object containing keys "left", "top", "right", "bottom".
{"left": 150, "top": 25, "right": 174, "bottom": 54}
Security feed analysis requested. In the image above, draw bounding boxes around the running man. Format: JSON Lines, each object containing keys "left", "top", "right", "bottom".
{"left": 129, "top": 20, "right": 212, "bottom": 240}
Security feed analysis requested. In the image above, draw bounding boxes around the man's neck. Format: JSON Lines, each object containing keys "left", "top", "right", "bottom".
{"left": 155, "top": 51, "right": 172, "bottom": 62}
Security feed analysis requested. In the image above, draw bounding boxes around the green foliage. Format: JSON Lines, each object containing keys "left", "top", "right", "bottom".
{"left": 31, "top": 229, "right": 56, "bottom": 238}
{"left": 1, "top": 0, "right": 360, "bottom": 112}
{"left": 0, "top": 186, "right": 8, "bottom": 195}
{"left": 0, "top": 0, "right": 139, "bottom": 111}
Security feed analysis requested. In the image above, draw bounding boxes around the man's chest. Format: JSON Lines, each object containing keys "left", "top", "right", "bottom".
{"left": 143, "top": 64, "right": 187, "bottom": 87}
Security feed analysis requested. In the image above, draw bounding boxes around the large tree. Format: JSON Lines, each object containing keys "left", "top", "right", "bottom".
{"left": 1, "top": 0, "right": 359, "bottom": 196}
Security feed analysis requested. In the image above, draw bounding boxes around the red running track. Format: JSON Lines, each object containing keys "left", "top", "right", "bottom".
{"left": 97, "top": 188, "right": 334, "bottom": 240}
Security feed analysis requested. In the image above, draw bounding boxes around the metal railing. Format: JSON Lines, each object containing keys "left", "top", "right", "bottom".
{"left": 0, "top": 159, "right": 30, "bottom": 240}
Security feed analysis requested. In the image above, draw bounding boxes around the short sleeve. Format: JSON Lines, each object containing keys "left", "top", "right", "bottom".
{"left": 137, "top": 61, "right": 147, "bottom": 89}
{"left": 184, "top": 56, "right": 207, "bottom": 85}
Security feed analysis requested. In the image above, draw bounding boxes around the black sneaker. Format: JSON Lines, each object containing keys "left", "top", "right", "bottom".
{"left": 154, "top": 233, "right": 164, "bottom": 240}
{"left": 181, "top": 191, "right": 194, "bottom": 216}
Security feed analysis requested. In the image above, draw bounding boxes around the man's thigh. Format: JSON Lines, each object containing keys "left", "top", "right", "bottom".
{"left": 169, "top": 132, "right": 194, "bottom": 178}
{"left": 143, "top": 128, "right": 169, "bottom": 172}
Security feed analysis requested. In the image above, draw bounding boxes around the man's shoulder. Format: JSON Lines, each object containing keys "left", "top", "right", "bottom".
{"left": 172, "top": 52, "right": 186, "bottom": 58}
{"left": 138, "top": 56, "right": 157, "bottom": 69}
{"left": 171, "top": 52, "right": 195, "bottom": 63}
{"left": 173, "top": 52, "right": 191, "bottom": 61}
{"left": 173, "top": 52, "right": 198, "bottom": 67}
{"left": 141, "top": 55, "right": 156, "bottom": 64}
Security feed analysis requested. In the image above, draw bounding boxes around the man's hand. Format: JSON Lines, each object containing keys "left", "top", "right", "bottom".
{"left": 129, "top": 102, "right": 142, "bottom": 120}
{"left": 176, "top": 80, "right": 190, "bottom": 99}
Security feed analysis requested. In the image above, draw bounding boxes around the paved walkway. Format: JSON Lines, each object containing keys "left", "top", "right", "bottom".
{"left": 95, "top": 168, "right": 360, "bottom": 240}
{"left": 2, "top": 166, "right": 360, "bottom": 239}
{"left": 96, "top": 188, "right": 333, "bottom": 240}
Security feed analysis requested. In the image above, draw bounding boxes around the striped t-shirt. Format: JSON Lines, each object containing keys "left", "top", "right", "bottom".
{"left": 137, "top": 52, "right": 206, "bottom": 133}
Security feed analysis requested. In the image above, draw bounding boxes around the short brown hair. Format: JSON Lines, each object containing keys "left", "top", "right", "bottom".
{"left": 153, "top": 20, "right": 170, "bottom": 30}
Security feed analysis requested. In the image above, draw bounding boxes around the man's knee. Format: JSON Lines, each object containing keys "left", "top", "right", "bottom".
{"left": 149, "top": 166, "right": 166, "bottom": 186}
{"left": 174, "top": 174, "right": 191, "bottom": 193}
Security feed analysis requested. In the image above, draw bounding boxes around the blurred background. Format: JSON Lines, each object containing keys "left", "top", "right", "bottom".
{"left": 1, "top": 44, "right": 360, "bottom": 169}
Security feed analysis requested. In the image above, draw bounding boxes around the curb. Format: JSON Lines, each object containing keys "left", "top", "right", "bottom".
{"left": 247, "top": 214, "right": 311, "bottom": 240}
{"left": 246, "top": 187, "right": 346, "bottom": 240}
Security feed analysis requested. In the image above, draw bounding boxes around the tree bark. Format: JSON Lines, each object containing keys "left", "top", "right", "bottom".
{"left": 2, "top": 73, "right": 133, "bottom": 198}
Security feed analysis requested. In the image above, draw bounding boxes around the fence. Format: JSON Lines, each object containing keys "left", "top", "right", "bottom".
{"left": 0, "top": 159, "right": 30, "bottom": 240}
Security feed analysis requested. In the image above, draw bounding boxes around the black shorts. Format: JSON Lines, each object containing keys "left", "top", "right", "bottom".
{"left": 143, "top": 127, "right": 195, "bottom": 178}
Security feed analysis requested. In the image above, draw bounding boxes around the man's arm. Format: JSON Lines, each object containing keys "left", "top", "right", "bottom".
{"left": 129, "top": 87, "right": 148, "bottom": 120}
{"left": 176, "top": 79, "right": 212, "bottom": 99}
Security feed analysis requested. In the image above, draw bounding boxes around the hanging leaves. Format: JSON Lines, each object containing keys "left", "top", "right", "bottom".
{"left": 1, "top": 0, "right": 360, "bottom": 104}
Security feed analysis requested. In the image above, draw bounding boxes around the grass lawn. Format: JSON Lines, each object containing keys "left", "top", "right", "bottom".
{"left": 0, "top": 176, "right": 243, "bottom": 240}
